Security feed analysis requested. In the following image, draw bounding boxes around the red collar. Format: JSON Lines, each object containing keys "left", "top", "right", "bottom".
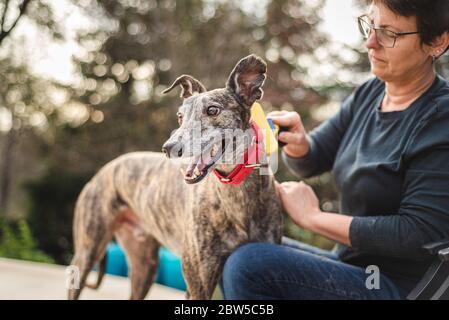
{"left": 213, "top": 121, "right": 263, "bottom": 185}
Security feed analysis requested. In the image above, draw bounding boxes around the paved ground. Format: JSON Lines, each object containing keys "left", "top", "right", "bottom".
{"left": 0, "top": 258, "right": 185, "bottom": 300}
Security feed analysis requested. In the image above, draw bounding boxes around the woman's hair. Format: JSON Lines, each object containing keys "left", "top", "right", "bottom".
{"left": 373, "top": 0, "right": 449, "bottom": 54}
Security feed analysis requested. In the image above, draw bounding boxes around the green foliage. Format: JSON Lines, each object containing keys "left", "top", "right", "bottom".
{"left": 284, "top": 216, "right": 335, "bottom": 250}
{"left": 2, "top": 0, "right": 359, "bottom": 264}
{"left": 56, "top": 0, "right": 329, "bottom": 177}
{"left": 24, "top": 169, "right": 92, "bottom": 264}
{"left": 0, "top": 217, "right": 54, "bottom": 263}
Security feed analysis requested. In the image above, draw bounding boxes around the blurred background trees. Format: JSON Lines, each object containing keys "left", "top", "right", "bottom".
{"left": 0, "top": 0, "right": 66, "bottom": 262}
{"left": 34, "top": 0, "right": 338, "bottom": 262}
{"left": 0, "top": 0, "right": 447, "bottom": 264}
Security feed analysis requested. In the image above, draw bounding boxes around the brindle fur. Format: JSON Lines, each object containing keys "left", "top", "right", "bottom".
{"left": 68, "top": 55, "right": 283, "bottom": 300}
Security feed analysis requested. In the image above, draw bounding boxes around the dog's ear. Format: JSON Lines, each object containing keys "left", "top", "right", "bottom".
{"left": 226, "top": 54, "right": 267, "bottom": 107}
{"left": 163, "top": 75, "right": 206, "bottom": 99}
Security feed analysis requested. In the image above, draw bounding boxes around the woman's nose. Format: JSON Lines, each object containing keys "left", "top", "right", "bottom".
{"left": 365, "top": 30, "right": 380, "bottom": 50}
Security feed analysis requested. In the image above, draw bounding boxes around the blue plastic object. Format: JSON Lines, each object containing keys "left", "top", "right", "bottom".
{"left": 103, "top": 243, "right": 186, "bottom": 291}
{"left": 156, "top": 247, "right": 187, "bottom": 291}
{"left": 267, "top": 118, "right": 277, "bottom": 131}
{"left": 105, "top": 243, "right": 128, "bottom": 276}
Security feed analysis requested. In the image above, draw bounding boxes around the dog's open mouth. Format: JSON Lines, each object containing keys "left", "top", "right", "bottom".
{"left": 181, "top": 139, "right": 227, "bottom": 184}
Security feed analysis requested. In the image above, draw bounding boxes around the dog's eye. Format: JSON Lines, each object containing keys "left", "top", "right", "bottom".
{"left": 207, "top": 106, "right": 221, "bottom": 117}
{"left": 177, "top": 112, "right": 183, "bottom": 125}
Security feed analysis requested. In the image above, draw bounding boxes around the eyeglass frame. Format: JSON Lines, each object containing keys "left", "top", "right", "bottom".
{"left": 357, "top": 14, "right": 420, "bottom": 48}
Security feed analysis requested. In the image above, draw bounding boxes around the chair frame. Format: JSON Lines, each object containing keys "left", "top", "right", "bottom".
{"left": 407, "top": 240, "right": 449, "bottom": 300}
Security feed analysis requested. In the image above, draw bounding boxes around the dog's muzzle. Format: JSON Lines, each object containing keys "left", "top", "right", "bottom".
{"left": 162, "top": 141, "right": 183, "bottom": 159}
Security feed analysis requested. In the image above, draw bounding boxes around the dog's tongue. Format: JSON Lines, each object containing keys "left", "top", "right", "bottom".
{"left": 200, "top": 150, "right": 212, "bottom": 170}
{"left": 186, "top": 152, "right": 213, "bottom": 178}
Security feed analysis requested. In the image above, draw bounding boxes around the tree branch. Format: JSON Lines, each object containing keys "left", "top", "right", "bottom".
{"left": 0, "top": 0, "right": 32, "bottom": 47}
{"left": 0, "top": 0, "right": 11, "bottom": 33}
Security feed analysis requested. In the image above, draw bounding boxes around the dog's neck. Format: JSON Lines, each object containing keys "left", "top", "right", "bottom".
{"left": 210, "top": 161, "right": 274, "bottom": 229}
{"left": 212, "top": 127, "right": 272, "bottom": 191}
{"left": 213, "top": 121, "right": 258, "bottom": 177}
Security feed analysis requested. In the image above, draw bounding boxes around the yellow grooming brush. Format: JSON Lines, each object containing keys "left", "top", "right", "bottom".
{"left": 250, "top": 102, "right": 279, "bottom": 156}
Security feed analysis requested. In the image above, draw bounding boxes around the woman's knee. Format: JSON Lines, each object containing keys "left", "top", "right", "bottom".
{"left": 222, "top": 243, "right": 275, "bottom": 294}
{"left": 224, "top": 243, "right": 267, "bottom": 276}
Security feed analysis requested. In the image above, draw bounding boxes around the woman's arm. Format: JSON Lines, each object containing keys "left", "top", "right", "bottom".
{"left": 275, "top": 181, "right": 353, "bottom": 246}
{"left": 308, "top": 212, "right": 353, "bottom": 247}
{"left": 347, "top": 145, "right": 449, "bottom": 261}
{"left": 272, "top": 92, "right": 355, "bottom": 179}
{"left": 277, "top": 145, "right": 449, "bottom": 261}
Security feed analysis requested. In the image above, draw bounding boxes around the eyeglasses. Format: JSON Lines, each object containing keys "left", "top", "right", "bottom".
{"left": 358, "top": 15, "right": 419, "bottom": 48}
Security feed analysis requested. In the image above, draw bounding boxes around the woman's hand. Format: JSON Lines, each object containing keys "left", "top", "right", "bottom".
{"left": 275, "top": 180, "right": 353, "bottom": 246}
{"left": 275, "top": 181, "right": 323, "bottom": 230}
{"left": 266, "top": 111, "right": 310, "bottom": 158}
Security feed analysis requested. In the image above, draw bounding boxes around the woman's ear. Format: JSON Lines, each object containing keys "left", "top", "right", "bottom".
{"left": 431, "top": 31, "right": 449, "bottom": 59}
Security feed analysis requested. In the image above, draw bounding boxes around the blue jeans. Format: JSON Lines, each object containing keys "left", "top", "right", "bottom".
{"left": 221, "top": 237, "right": 408, "bottom": 300}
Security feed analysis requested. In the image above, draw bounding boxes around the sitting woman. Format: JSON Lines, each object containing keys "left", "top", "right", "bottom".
{"left": 222, "top": 0, "right": 449, "bottom": 299}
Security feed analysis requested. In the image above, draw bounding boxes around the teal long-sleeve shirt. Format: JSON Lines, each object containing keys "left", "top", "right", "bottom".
{"left": 282, "top": 75, "right": 449, "bottom": 292}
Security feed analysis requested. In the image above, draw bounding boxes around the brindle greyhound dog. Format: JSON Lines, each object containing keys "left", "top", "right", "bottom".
{"left": 68, "top": 54, "right": 283, "bottom": 300}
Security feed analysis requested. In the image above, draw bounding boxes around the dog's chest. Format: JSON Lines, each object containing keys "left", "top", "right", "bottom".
{"left": 190, "top": 178, "right": 280, "bottom": 244}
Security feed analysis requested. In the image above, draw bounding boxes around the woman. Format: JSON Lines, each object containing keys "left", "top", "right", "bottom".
{"left": 222, "top": 0, "right": 449, "bottom": 299}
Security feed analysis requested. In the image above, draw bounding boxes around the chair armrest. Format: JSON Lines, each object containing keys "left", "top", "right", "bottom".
{"left": 408, "top": 240, "right": 449, "bottom": 300}
{"left": 439, "top": 248, "right": 449, "bottom": 262}
{"left": 423, "top": 240, "right": 449, "bottom": 256}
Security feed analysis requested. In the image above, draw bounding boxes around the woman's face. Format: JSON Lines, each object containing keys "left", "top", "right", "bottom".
{"left": 365, "top": 2, "right": 433, "bottom": 83}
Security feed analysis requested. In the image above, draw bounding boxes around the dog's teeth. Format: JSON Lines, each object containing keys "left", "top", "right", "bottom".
{"left": 194, "top": 166, "right": 201, "bottom": 177}
{"left": 211, "top": 145, "right": 218, "bottom": 158}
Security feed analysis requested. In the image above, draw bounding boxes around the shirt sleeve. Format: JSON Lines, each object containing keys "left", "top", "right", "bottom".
{"left": 282, "top": 93, "right": 354, "bottom": 178}
{"left": 349, "top": 107, "right": 449, "bottom": 261}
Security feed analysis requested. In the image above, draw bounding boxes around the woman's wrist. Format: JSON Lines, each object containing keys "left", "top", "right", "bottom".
{"left": 302, "top": 210, "right": 326, "bottom": 232}
{"left": 283, "top": 143, "right": 310, "bottom": 159}
{"left": 304, "top": 211, "right": 353, "bottom": 247}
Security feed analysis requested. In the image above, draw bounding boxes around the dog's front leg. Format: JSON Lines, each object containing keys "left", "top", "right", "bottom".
{"left": 181, "top": 242, "right": 226, "bottom": 300}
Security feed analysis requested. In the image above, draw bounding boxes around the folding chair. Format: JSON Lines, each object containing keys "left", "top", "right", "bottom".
{"left": 407, "top": 240, "right": 449, "bottom": 300}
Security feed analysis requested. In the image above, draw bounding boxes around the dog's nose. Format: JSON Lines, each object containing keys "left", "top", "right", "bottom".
{"left": 162, "top": 141, "right": 183, "bottom": 159}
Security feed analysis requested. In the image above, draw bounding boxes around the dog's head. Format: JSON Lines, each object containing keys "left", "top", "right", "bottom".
{"left": 161, "top": 54, "right": 267, "bottom": 184}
